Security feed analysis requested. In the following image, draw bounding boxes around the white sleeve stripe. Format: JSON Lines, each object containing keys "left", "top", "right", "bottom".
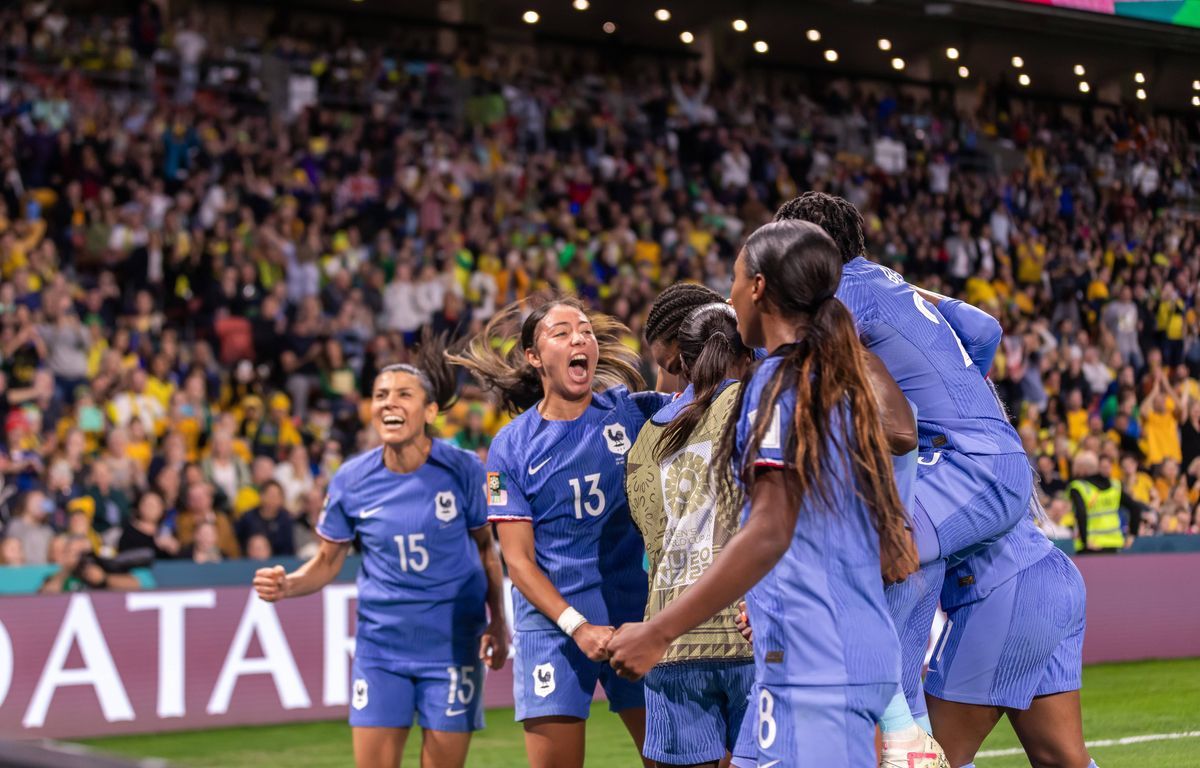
{"left": 487, "top": 515, "right": 533, "bottom": 523}
{"left": 316, "top": 530, "right": 354, "bottom": 543}
{"left": 753, "top": 458, "right": 787, "bottom": 468}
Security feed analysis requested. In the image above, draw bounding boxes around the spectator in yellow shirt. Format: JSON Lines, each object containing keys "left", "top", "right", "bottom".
{"left": 1065, "top": 389, "right": 1090, "bottom": 445}
{"left": 1140, "top": 370, "right": 1183, "bottom": 467}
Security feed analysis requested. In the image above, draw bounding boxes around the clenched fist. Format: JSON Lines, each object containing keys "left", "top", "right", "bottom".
{"left": 253, "top": 565, "right": 290, "bottom": 602}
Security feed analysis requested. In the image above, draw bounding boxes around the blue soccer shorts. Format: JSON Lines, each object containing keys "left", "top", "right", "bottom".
{"left": 644, "top": 660, "right": 755, "bottom": 765}
{"left": 925, "top": 547, "right": 1086, "bottom": 710}
{"left": 731, "top": 682, "right": 894, "bottom": 767}
{"left": 348, "top": 654, "right": 485, "bottom": 732}
{"left": 512, "top": 629, "right": 644, "bottom": 721}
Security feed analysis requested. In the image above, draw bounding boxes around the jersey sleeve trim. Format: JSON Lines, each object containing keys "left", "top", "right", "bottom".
{"left": 753, "top": 458, "right": 788, "bottom": 469}
{"left": 487, "top": 515, "right": 534, "bottom": 523}
{"left": 316, "top": 528, "right": 354, "bottom": 543}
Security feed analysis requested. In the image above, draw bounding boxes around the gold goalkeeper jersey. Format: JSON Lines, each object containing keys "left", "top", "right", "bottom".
{"left": 625, "top": 382, "right": 752, "bottom": 664}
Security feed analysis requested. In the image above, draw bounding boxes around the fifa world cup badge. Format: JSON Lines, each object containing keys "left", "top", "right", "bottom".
{"left": 486, "top": 472, "right": 507, "bottom": 506}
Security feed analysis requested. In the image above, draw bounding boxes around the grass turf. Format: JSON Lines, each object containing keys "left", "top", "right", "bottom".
{"left": 79, "top": 658, "right": 1200, "bottom": 767}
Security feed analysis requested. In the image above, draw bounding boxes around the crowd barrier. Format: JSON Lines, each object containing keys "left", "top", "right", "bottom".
{"left": 0, "top": 550, "right": 1197, "bottom": 740}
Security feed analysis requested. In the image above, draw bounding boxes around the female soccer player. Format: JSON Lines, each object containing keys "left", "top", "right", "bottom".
{"left": 608, "top": 220, "right": 919, "bottom": 767}
{"left": 452, "top": 297, "right": 668, "bottom": 768}
{"left": 252, "top": 335, "right": 508, "bottom": 768}
{"left": 629, "top": 293, "right": 756, "bottom": 768}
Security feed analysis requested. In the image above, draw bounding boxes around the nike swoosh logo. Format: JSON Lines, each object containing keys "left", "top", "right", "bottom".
{"left": 528, "top": 457, "right": 552, "bottom": 475}
{"left": 360, "top": 506, "right": 383, "bottom": 518}
{"left": 445, "top": 707, "right": 467, "bottom": 716}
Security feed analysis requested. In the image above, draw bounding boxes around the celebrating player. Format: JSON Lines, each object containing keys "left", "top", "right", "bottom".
{"left": 608, "top": 220, "right": 919, "bottom": 767}
{"left": 775, "top": 192, "right": 1090, "bottom": 768}
{"left": 252, "top": 335, "right": 508, "bottom": 768}
{"left": 628, "top": 292, "right": 756, "bottom": 768}
{"left": 451, "top": 297, "right": 669, "bottom": 768}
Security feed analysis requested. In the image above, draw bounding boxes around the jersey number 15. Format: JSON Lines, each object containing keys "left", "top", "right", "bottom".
{"left": 393, "top": 533, "right": 429, "bottom": 572}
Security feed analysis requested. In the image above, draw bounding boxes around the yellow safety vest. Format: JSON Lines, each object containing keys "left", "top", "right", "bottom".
{"left": 1068, "top": 479, "right": 1124, "bottom": 551}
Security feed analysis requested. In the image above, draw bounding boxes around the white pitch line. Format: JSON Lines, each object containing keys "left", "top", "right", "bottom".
{"left": 977, "top": 730, "right": 1200, "bottom": 758}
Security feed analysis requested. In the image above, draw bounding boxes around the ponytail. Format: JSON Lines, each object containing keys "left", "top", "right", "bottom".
{"left": 712, "top": 220, "right": 919, "bottom": 584}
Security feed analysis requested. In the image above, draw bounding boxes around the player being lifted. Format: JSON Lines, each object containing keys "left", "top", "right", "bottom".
{"left": 628, "top": 286, "right": 757, "bottom": 768}
{"left": 452, "top": 297, "right": 670, "bottom": 768}
{"left": 608, "top": 220, "right": 920, "bottom": 767}
{"left": 252, "top": 334, "right": 508, "bottom": 768}
{"left": 776, "top": 193, "right": 1091, "bottom": 768}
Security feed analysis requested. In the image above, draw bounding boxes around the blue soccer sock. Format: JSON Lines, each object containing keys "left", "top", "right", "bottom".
{"left": 1088, "top": 761, "right": 1098, "bottom": 768}
{"left": 880, "top": 686, "right": 917, "bottom": 735}
{"left": 915, "top": 713, "right": 932, "bottom": 732}
{"left": 957, "top": 764, "right": 976, "bottom": 768}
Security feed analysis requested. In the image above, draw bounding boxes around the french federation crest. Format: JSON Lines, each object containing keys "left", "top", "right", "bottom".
{"left": 603, "top": 422, "right": 630, "bottom": 456}
{"left": 435, "top": 491, "right": 458, "bottom": 522}
{"left": 352, "top": 678, "right": 368, "bottom": 710}
{"left": 533, "top": 663, "right": 556, "bottom": 697}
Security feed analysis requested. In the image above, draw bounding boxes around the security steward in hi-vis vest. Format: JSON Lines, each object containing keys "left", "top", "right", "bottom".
{"left": 1067, "top": 475, "right": 1128, "bottom": 552}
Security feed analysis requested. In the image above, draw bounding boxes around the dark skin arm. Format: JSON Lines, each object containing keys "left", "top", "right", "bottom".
{"left": 865, "top": 350, "right": 918, "bottom": 455}
{"left": 607, "top": 468, "right": 800, "bottom": 679}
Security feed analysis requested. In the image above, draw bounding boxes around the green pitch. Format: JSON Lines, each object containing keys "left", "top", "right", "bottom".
{"left": 79, "top": 658, "right": 1200, "bottom": 767}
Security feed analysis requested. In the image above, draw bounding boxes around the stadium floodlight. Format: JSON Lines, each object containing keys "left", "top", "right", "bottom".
{"left": 754, "top": 40, "right": 769, "bottom": 53}
{"left": 958, "top": 65, "right": 970, "bottom": 78}
{"left": 1193, "top": 95, "right": 1199, "bottom": 106}
{"left": 806, "top": 28, "right": 821, "bottom": 42}
{"left": 1079, "top": 81, "right": 1090, "bottom": 93}
{"left": 1136, "top": 88, "right": 1147, "bottom": 100}
{"left": 1134, "top": 72, "right": 1146, "bottom": 83}
{"left": 1018, "top": 73, "right": 1031, "bottom": 86}
{"left": 573, "top": 0, "right": 589, "bottom": 10}
{"left": 891, "top": 57, "right": 905, "bottom": 70}
{"left": 680, "top": 31, "right": 694, "bottom": 44}
{"left": 654, "top": 8, "right": 671, "bottom": 21}
{"left": 1011, "top": 55, "right": 1024, "bottom": 68}
{"left": 878, "top": 38, "right": 892, "bottom": 51}
{"left": 733, "top": 19, "right": 749, "bottom": 32}
{"left": 946, "top": 47, "right": 960, "bottom": 60}
{"left": 1074, "top": 64, "right": 1086, "bottom": 76}
{"left": 523, "top": 10, "right": 540, "bottom": 23}
{"left": 824, "top": 49, "right": 839, "bottom": 62}
{"left": 1194, "top": 80, "right": 1200, "bottom": 90}
{"left": 603, "top": 20, "right": 616, "bottom": 32}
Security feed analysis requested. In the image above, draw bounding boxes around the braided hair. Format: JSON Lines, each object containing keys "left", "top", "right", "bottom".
{"left": 655, "top": 302, "right": 751, "bottom": 461}
{"left": 774, "top": 191, "right": 866, "bottom": 265}
{"left": 644, "top": 282, "right": 724, "bottom": 344}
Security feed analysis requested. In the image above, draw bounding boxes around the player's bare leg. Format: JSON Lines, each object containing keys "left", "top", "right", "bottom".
{"left": 617, "top": 706, "right": 656, "bottom": 767}
{"left": 523, "top": 715, "right": 586, "bottom": 768}
{"left": 1006, "top": 691, "right": 1091, "bottom": 768}
{"left": 419, "top": 729, "right": 472, "bottom": 768}
{"left": 926, "top": 696, "right": 1003, "bottom": 767}
{"left": 353, "top": 726, "right": 408, "bottom": 768}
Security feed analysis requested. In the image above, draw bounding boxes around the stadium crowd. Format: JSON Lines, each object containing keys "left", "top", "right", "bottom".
{"left": 0, "top": 1, "right": 1198, "bottom": 582}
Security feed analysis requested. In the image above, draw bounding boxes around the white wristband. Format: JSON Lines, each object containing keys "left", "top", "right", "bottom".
{"left": 556, "top": 606, "right": 588, "bottom": 637}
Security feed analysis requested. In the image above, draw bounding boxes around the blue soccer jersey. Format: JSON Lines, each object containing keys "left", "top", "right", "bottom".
{"left": 734, "top": 354, "right": 900, "bottom": 688}
{"left": 317, "top": 440, "right": 489, "bottom": 664}
{"left": 837, "top": 257, "right": 1022, "bottom": 457}
{"left": 486, "top": 385, "right": 669, "bottom": 632}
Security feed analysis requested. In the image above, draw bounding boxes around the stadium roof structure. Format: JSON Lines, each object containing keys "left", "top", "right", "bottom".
{"left": 218, "top": 0, "right": 1200, "bottom": 110}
